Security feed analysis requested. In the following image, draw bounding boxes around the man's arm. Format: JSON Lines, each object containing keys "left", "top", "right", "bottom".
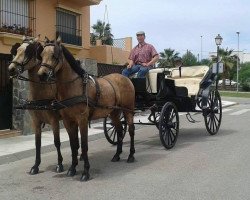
{"left": 147, "top": 54, "right": 159, "bottom": 66}
{"left": 127, "top": 59, "right": 134, "bottom": 68}
{"left": 141, "top": 54, "right": 159, "bottom": 67}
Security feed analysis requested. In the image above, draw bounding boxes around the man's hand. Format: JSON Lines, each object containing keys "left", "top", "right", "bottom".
{"left": 127, "top": 64, "right": 132, "bottom": 68}
{"left": 141, "top": 62, "right": 149, "bottom": 67}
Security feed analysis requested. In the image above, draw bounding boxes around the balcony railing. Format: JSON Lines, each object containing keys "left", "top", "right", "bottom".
{"left": 56, "top": 26, "right": 82, "bottom": 46}
{"left": 0, "top": 0, "right": 36, "bottom": 36}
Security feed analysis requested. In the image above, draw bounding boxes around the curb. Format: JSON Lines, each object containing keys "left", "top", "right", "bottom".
{"left": 0, "top": 132, "right": 105, "bottom": 166}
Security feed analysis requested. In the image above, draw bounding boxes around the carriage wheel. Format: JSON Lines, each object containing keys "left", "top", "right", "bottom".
{"left": 203, "top": 90, "right": 222, "bottom": 135}
{"left": 159, "top": 102, "right": 179, "bottom": 149}
{"left": 103, "top": 114, "right": 127, "bottom": 145}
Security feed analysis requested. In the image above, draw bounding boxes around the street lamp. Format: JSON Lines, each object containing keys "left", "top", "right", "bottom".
{"left": 236, "top": 31, "right": 240, "bottom": 92}
{"left": 215, "top": 34, "right": 223, "bottom": 90}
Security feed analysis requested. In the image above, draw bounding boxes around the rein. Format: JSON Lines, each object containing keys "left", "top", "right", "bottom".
{"left": 24, "top": 42, "right": 134, "bottom": 114}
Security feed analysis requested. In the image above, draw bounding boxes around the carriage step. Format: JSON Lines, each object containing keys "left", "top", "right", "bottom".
{"left": 0, "top": 129, "right": 21, "bottom": 139}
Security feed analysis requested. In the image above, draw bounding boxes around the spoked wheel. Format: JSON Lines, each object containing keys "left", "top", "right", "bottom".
{"left": 159, "top": 102, "right": 179, "bottom": 149}
{"left": 103, "top": 114, "right": 127, "bottom": 145}
{"left": 203, "top": 90, "right": 222, "bottom": 135}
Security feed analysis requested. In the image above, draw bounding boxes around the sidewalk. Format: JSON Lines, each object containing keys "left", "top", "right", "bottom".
{"left": 0, "top": 100, "right": 237, "bottom": 165}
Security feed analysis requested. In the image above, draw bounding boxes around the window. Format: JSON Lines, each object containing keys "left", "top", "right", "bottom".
{"left": 56, "top": 8, "right": 82, "bottom": 46}
{"left": 0, "top": 0, "right": 36, "bottom": 36}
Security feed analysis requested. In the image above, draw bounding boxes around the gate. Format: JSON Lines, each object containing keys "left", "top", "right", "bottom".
{"left": 0, "top": 54, "right": 12, "bottom": 130}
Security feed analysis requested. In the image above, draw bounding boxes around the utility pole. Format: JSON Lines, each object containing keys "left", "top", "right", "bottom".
{"left": 200, "top": 35, "right": 203, "bottom": 61}
{"left": 236, "top": 31, "right": 240, "bottom": 92}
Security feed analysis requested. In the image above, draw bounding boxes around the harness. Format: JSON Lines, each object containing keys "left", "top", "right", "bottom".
{"left": 15, "top": 42, "right": 134, "bottom": 116}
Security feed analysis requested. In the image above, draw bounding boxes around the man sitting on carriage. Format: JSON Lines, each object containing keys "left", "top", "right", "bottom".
{"left": 122, "top": 31, "right": 159, "bottom": 78}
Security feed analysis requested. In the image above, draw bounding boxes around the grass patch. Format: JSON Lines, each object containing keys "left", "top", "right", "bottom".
{"left": 219, "top": 90, "right": 250, "bottom": 98}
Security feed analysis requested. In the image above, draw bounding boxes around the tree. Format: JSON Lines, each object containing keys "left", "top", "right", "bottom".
{"left": 90, "top": 20, "right": 114, "bottom": 45}
{"left": 212, "top": 48, "right": 238, "bottom": 89}
{"left": 200, "top": 58, "right": 211, "bottom": 66}
{"left": 158, "top": 48, "right": 180, "bottom": 68}
{"left": 238, "top": 62, "right": 250, "bottom": 91}
{"left": 182, "top": 50, "right": 198, "bottom": 66}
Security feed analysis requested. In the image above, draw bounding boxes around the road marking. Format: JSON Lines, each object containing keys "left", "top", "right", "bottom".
{"left": 222, "top": 108, "right": 233, "bottom": 113}
{"left": 229, "top": 109, "right": 250, "bottom": 116}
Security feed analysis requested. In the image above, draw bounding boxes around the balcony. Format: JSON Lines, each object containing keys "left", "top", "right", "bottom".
{"left": 71, "top": 0, "right": 102, "bottom": 6}
{"left": 56, "top": 30, "right": 82, "bottom": 46}
{"left": 0, "top": 0, "right": 36, "bottom": 44}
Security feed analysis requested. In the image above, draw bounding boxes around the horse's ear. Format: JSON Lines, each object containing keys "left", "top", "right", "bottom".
{"left": 10, "top": 43, "right": 21, "bottom": 56}
{"left": 56, "top": 36, "right": 62, "bottom": 44}
{"left": 44, "top": 36, "right": 50, "bottom": 43}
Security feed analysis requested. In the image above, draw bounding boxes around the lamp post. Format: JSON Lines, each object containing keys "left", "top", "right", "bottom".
{"left": 236, "top": 31, "right": 240, "bottom": 92}
{"left": 215, "top": 34, "right": 223, "bottom": 90}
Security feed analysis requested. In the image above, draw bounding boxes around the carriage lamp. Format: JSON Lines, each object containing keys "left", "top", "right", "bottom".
{"left": 215, "top": 34, "right": 223, "bottom": 46}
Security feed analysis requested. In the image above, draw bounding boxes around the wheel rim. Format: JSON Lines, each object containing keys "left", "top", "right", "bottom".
{"left": 204, "top": 90, "right": 222, "bottom": 135}
{"left": 159, "top": 102, "right": 179, "bottom": 149}
{"left": 103, "top": 114, "right": 127, "bottom": 145}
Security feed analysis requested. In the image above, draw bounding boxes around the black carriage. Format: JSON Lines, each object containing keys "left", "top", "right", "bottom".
{"left": 103, "top": 63, "right": 222, "bottom": 149}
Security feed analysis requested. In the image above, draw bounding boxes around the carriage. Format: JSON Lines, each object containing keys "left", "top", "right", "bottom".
{"left": 103, "top": 63, "right": 222, "bottom": 149}
{"left": 9, "top": 37, "right": 223, "bottom": 180}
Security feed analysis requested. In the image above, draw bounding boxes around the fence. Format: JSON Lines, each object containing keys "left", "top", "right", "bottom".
{"left": 0, "top": 0, "right": 36, "bottom": 36}
{"left": 97, "top": 63, "right": 125, "bottom": 76}
{"left": 112, "top": 38, "right": 126, "bottom": 50}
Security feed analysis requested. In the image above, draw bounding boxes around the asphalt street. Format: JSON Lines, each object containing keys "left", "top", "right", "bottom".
{"left": 0, "top": 97, "right": 250, "bottom": 200}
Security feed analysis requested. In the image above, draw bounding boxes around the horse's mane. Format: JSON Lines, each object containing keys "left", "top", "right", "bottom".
{"left": 61, "top": 45, "right": 86, "bottom": 76}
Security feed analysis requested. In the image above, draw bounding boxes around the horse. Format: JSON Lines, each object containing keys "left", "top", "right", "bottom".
{"left": 8, "top": 36, "right": 64, "bottom": 174}
{"left": 37, "top": 37, "right": 135, "bottom": 181}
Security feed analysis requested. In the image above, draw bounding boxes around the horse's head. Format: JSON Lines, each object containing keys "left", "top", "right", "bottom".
{"left": 8, "top": 35, "right": 43, "bottom": 76}
{"left": 38, "top": 36, "right": 63, "bottom": 82}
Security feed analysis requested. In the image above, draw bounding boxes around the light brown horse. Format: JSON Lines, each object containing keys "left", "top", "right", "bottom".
{"left": 37, "top": 37, "right": 135, "bottom": 181}
{"left": 8, "top": 36, "right": 64, "bottom": 174}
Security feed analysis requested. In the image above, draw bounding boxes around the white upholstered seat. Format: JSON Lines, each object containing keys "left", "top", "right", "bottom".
{"left": 146, "top": 66, "right": 209, "bottom": 96}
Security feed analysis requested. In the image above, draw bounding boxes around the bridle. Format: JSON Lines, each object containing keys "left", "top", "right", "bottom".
{"left": 40, "top": 43, "right": 61, "bottom": 81}
{"left": 40, "top": 43, "right": 84, "bottom": 84}
{"left": 11, "top": 40, "right": 42, "bottom": 74}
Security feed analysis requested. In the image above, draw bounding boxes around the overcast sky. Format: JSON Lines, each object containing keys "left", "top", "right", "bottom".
{"left": 90, "top": 0, "right": 250, "bottom": 59}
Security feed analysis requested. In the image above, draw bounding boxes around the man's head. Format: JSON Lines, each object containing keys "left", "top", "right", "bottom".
{"left": 136, "top": 31, "right": 145, "bottom": 44}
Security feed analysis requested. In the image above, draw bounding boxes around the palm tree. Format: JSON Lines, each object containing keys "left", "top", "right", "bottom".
{"left": 90, "top": 20, "right": 114, "bottom": 45}
{"left": 158, "top": 48, "right": 180, "bottom": 68}
{"left": 212, "top": 48, "right": 238, "bottom": 89}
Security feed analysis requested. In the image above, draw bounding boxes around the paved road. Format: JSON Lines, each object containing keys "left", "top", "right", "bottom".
{"left": 0, "top": 97, "right": 250, "bottom": 200}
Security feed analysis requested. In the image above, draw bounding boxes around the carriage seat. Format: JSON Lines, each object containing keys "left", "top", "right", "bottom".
{"left": 169, "top": 65, "right": 209, "bottom": 96}
{"left": 147, "top": 68, "right": 168, "bottom": 93}
{"left": 129, "top": 68, "right": 167, "bottom": 93}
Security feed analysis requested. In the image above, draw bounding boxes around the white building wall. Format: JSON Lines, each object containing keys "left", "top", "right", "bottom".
{"left": 209, "top": 51, "right": 250, "bottom": 63}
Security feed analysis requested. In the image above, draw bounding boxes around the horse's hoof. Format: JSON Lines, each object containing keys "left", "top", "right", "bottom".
{"left": 80, "top": 172, "right": 90, "bottom": 182}
{"left": 79, "top": 154, "right": 84, "bottom": 161}
{"left": 30, "top": 166, "right": 39, "bottom": 175}
{"left": 127, "top": 155, "right": 135, "bottom": 163}
{"left": 67, "top": 168, "right": 76, "bottom": 177}
{"left": 56, "top": 164, "right": 64, "bottom": 173}
{"left": 111, "top": 155, "right": 120, "bottom": 162}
